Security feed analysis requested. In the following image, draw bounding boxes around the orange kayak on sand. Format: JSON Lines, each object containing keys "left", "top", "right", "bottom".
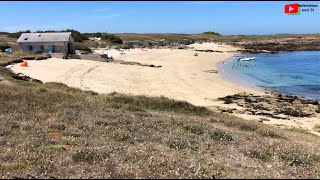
{"left": 21, "top": 61, "right": 28, "bottom": 67}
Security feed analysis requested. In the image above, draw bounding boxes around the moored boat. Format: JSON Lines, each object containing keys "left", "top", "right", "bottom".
{"left": 238, "top": 57, "right": 256, "bottom": 61}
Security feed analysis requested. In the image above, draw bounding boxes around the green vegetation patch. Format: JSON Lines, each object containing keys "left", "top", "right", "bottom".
{"left": 202, "top": 31, "right": 221, "bottom": 35}
{"left": 72, "top": 150, "right": 103, "bottom": 164}
{"left": 106, "top": 93, "right": 212, "bottom": 116}
{"left": 210, "top": 128, "right": 234, "bottom": 141}
{"left": 101, "top": 34, "right": 123, "bottom": 44}
{"left": 6, "top": 162, "right": 26, "bottom": 171}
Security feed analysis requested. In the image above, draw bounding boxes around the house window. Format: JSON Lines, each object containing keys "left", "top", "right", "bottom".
{"left": 29, "top": 46, "right": 32, "bottom": 51}
{"left": 52, "top": 45, "right": 56, "bottom": 53}
{"left": 24, "top": 38, "right": 28, "bottom": 40}
{"left": 40, "top": 45, "right": 44, "bottom": 51}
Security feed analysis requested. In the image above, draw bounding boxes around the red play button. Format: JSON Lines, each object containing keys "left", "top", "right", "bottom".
{"left": 285, "top": 3, "right": 300, "bottom": 14}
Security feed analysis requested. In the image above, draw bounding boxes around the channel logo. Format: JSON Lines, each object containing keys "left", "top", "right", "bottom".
{"left": 284, "top": 3, "right": 300, "bottom": 15}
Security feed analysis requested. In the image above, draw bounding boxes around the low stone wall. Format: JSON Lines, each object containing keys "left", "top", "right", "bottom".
{"left": 69, "top": 54, "right": 81, "bottom": 59}
{"left": 69, "top": 54, "right": 107, "bottom": 61}
{"left": 50, "top": 53, "right": 64, "bottom": 59}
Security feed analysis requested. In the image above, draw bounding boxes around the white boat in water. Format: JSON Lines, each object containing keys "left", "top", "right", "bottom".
{"left": 238, "top": 57, "right": 256, "bottom": 61}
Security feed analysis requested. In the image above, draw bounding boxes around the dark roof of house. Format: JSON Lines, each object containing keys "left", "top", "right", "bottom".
{"left": 17, "top": 32, "right": 72, "bottom": 43}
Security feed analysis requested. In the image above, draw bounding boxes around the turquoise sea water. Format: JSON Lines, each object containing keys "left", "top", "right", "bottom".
{"left": 218, "top": 51, "right": 320, "bottom": 100}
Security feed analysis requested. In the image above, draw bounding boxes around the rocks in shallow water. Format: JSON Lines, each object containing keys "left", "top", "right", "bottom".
{"left": 271, "top": 92, "right": 282, "bottom": 98}
{"left": 301, "top": 99, "right": 319, "bottom": 105}
{"left": 217, "top": 93, "right": 319, "bottom": 118}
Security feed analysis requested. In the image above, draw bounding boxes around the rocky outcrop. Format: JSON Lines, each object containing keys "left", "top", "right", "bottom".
{"left": 236, "top": 49, "right": 278, "bottom": 54}
{"left": 228, "top": 37, "right": 320, "bottom": 52}
{"left": 217, "top": 92, "right": 319, "bottom": 119}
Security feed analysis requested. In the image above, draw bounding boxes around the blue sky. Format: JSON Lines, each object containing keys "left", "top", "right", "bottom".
{"left": 0, "top": 1, "right": 319, "bottom": 35}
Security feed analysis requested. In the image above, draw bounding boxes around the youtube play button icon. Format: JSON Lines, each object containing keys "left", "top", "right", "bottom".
{"left": 285, "top": 3, "right": 300, "bottom": 15}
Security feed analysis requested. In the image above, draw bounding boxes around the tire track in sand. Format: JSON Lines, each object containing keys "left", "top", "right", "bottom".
{"left": 79, "top": 64, "right": 100, "bottom": 90}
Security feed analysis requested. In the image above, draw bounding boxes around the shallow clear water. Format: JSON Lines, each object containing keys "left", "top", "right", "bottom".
{"left": 219, "top": 51, "right": 320, "bottom": 100}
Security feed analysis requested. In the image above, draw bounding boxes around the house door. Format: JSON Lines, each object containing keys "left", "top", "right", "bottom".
{"left": 67, "top": 43, "right": 71, "bottom": 54}
{"left": 48, "top": 45, "right": 53, "bottom": 54}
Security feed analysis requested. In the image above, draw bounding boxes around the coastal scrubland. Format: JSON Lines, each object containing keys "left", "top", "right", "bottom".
{"left": 1, "top": 31, "right": 320, "bottom": 178}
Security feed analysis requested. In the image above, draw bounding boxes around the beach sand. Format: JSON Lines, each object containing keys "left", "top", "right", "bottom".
{"left": 11, "top": 42, "right": 320, "bottom": 135}
{"left": 12, "top": 43, "right": 259, "bottom": 106}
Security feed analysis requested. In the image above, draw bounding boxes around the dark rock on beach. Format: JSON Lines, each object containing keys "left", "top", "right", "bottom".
{"left": 12, "top": 73, "right": 43, "bottom": 84}
{"left": 21, "top": 56, "right": 36, "bottom": 60}
{"left": 217, "top": 92, "right": 320, "bottom": 118}
{"left": 115, "top": 60, "right": 162, "bottom": 68}
{"left": 195, "top": 49, "right": 223, "bottom": 53}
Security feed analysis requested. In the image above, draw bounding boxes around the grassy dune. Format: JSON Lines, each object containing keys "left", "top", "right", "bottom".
{"left": 115, "top": 33, "right": 320, "bottom": 42}
{"left": 0, "top": 52, "right": 40, "bottom": 66}
{"left": 0, "top": 67, "right": 320, "bottom": 178}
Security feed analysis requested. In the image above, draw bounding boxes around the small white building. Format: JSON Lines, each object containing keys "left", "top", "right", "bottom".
{"left": 89, "top": 37, "right": 101, "bottom": 41}
{"left": 17, "top": 32, "right": 75, "bottom": 55}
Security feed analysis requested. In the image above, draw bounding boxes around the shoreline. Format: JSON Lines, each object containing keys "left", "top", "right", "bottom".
{"left": 213, "top": 53, "right": 320, "bottom": 136}
{"left": 216, "top": 56, "right": 267, "bottom": 94}
{"left": 217, "top": 51, "right": 320, "bottom": 102}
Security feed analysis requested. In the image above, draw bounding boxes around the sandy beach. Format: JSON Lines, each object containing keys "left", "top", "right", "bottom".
{"left": 11, "top": 43, "right": 259, "bottom": 106}
{"left": 11, "top": 42, "right": 320, "bottom": 135}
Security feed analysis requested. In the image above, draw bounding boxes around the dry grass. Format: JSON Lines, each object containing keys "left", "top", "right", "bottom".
{"left": 0, "top": 51, "right": 38, "bottom": 65}
{"left": 0, "top": 67, "right": 320, "bottom": 178}
{"left": 115, "top": 33, "right": 320, "bottom": 43}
